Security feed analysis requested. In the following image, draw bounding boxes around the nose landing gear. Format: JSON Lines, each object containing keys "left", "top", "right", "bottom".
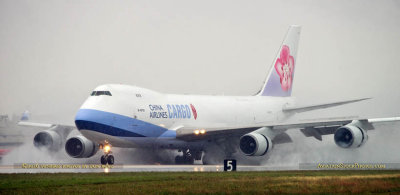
{"left": 100, "top": 144, "right": 114, "bottom": 165}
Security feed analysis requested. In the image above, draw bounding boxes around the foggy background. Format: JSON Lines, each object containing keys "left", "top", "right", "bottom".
{"left": 1, "top": 0, "right": 400, "bottom": 168}
{"left": 1, "top": 0, "right": 400, "bottom": 124}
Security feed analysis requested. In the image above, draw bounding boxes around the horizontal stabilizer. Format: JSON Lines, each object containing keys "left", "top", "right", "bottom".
{"left": 282, "top": 98, "right": 371, "bottom": 113}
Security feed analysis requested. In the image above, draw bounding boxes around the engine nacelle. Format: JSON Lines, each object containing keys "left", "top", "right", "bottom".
{"left": 33, "top": 130, "right": 62, "bottom": 151}
{"left": 65, "top": 135, "right": 98, "bottom": 158}
{"left": 334, "top": 124, "right": 368, "bottom": 148}
{"left": 239, "top": 131, "right": 272, "bottom": 156}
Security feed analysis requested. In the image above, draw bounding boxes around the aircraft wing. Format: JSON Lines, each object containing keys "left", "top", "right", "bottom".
{"left": 282, "top": 98, "right": 371, "bottom": 113}
{"left": 18, "top": 121, "right": 55, "bottom": 128}
{"left": 17, "top": 110, "right": 75, "bottom": 131}
{"left": 176, "top": 116, "right": 400, "bottom": 142}
{"left": 17, "top": 121, "right": 76, "bottom": 137}
{"left": 18, "top": 121, "right": 75, "bottom": 128}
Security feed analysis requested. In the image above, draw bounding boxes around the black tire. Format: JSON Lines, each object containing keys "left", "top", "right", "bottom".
{"left": 107, "top": 155, "right": 114, "bottom": 165}
{"left": 184, "top": 156, "right": 194, "bottom": 164}
{"left": 175, "top": 156, "right": 182, "bottom": 164}
{"left": 201, "top": 154, "right": 209, "bottom": 165}
{"left": 101, "top": 155, "right": 107, "bottom": 165}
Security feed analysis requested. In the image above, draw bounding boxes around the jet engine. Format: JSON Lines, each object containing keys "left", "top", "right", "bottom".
{"left": 33, "top": 129, "right": 62, "bottom": 151}
{"left": 334, "top": 124, "right": 367, "bottom": 148}
{"left": 33, "top": 130, "right": 62, "bottom": 151}
{"left": 239, "top": 131, "right": 272, "bottom": 156}
{"left": 33, "top": 126, "right": 73, "bottom": 151}
{"left": 65, "top": 135, "right": 98, "bottom": 158}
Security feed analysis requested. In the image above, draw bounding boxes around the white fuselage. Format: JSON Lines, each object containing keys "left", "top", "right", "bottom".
{"left": 75, "top": 84, "right": 292, "bottom": 150}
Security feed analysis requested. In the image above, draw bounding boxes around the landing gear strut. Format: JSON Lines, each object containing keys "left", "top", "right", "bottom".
{"left": 100, "top": 144, "right": 114, "bottom": 165}
{"left": 175, "top": 149, "right": 201, "bottom": 164}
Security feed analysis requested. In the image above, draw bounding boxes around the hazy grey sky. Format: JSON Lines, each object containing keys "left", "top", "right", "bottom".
{"left": 1, "top": 0, "right": 400, "bottom": 124}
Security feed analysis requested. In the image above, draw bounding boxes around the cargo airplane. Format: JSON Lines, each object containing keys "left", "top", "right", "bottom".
{"left": 20, "top": 25, "right": 400, "bottom": 165}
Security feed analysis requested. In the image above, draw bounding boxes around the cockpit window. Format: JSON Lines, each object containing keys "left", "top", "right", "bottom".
{"left": 91, "top": 91, "right": 112, "bottom": 96}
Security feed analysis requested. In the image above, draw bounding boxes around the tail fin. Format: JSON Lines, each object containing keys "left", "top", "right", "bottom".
{"left": 20, "top": 110, "right": 30, "bottom": 121}
{"left": 257, "top": 25, "right": 301, "bottom": 97}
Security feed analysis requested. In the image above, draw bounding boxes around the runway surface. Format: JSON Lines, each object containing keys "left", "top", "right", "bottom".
{"left": 0, "top": 164, "right": 298, "bottom": 173}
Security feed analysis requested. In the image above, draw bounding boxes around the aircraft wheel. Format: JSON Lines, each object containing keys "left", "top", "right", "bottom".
{"left": 175, "top": 156, "right": 181, "bottom": 164}
{"left": 107, "top": 155, "right": 114, "bottom": 165}
{"left": 101, "top": 155, "right": 107, "bottom": 165}
{"left": 202, "top": 154, "right": 210, "bottom": 165}
{"left": 184, "top": 156, "right": 194, "bottom": 164}
{"left": 175, "top": 156, "right": 183, "bottom": 164}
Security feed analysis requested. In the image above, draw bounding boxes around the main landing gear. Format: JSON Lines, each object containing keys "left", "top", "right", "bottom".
{"left": 175, "top": 149, "right": 202, "bottom": 164}
{"left": 100, "top": 144, "right": 114, "bottom": 165}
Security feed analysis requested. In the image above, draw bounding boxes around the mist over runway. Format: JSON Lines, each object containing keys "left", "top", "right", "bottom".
{"left": 1, "top": 123, "right": 399, "bottom": 173}
{"left": 0, "top": 164, "right": 299, "bottom": 173}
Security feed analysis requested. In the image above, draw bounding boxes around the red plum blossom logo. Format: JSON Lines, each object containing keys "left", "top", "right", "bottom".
{"left": 274, "top": 45, "right": 295, "bottom": 91}
{"left": 190, "top": 104, "right": 197, "bottom": 120}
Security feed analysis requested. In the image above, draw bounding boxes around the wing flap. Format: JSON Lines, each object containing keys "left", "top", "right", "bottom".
{"left": 300, "top": 126, "right": 337, "bottom": 141}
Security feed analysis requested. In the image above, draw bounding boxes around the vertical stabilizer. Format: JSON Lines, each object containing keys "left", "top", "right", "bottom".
{"left": 20, "top": 110, "right": 30, "bottom": 121}
{"left": 258, "top": 25, "right": 301, "bottom": 97}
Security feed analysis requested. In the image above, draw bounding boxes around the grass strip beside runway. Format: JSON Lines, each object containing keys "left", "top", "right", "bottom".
{"left": 1, "top": 170, "right": 400, "bottom": 194}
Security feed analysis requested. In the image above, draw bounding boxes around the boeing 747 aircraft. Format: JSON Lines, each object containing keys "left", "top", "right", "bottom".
{"left": 20, "top": 25, "right": 400, "bottom": 165}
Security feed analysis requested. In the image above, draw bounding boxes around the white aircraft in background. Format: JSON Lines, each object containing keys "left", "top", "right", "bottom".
{"left": 20, "top": 25, "right": 400, "bottom": 165}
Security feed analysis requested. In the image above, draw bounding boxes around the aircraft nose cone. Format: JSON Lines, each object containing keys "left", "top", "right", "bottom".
{"left": 75, "top": 109, "right": 107, "bottom": 131}
{"left": 75, "top": 109, "right": 89, "bottom": 131}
